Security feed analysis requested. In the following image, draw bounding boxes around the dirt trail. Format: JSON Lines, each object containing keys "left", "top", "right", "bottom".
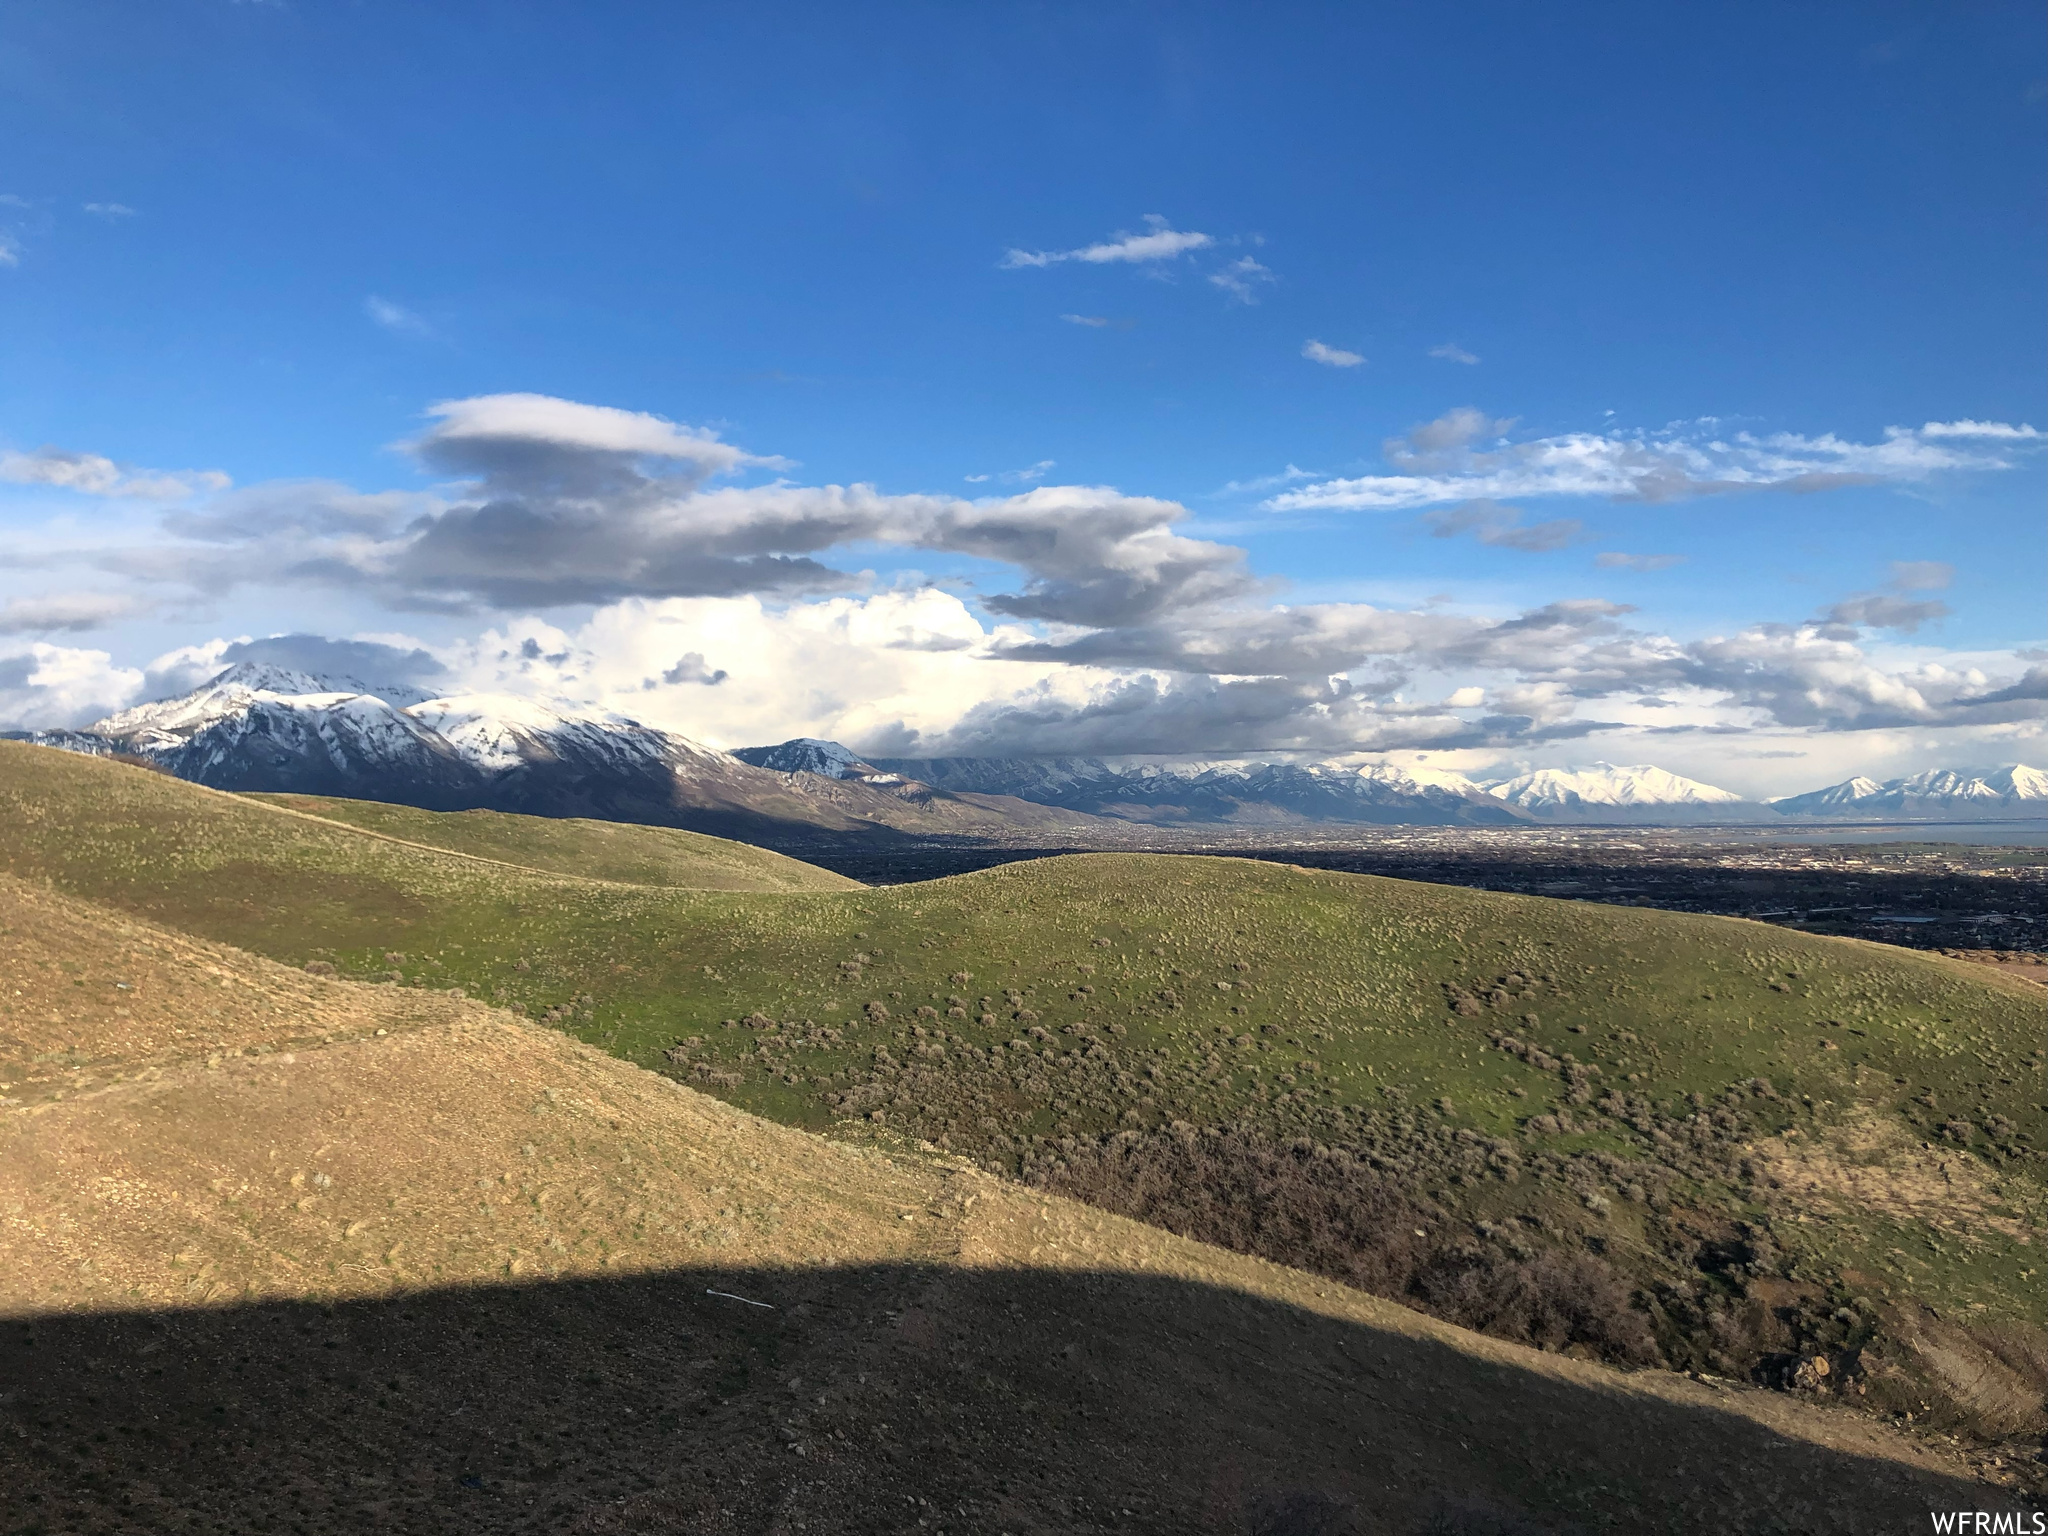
{"left": 0, "top": 880, "right": 2029, "bottom": 1533}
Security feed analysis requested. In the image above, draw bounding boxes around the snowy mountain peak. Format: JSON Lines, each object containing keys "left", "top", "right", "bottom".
{"left": 1346, "top": 761, "right": 1484, "bottom": 795}
{"left": 209, "top": 661, "right": 336, "bottom": 695}
{"left": 732, "top": 738, "right": 877, "bottom": 779}
{"left": 198, "top": 660, "right": 438, "bottom": 707}
{"left": 1985, "top": 764, "right": 2048, "bottom": 800}
{"left": 1484, "top": 763, "right": 1743, "bottom": 810}
{"left": 402, "top": 693, "right": 727, "bottom": 776}
{"left": 1774, "top": 764, "right": 2048, "bottom": 817}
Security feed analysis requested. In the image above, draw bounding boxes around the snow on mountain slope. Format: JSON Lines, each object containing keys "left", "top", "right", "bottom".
{"left": 856, "top": 750, "right": 1521, "bottom": 825}
{"left": 1773, "top": 765, "right": 2048, "bottom": 818}
{"left": 1984, "top": 764, "right": 2048, "bottom": 800}
{"left": 1349, "top": 761, "right": 1485, "bottom": 795}
{"left": 1483, "top": 763, "right": 1745, "bottom": 812}
{"left": 87, "top": 664, "right": 468, "bottom": 793}
{"left": 26, "top": 670, "right": 1124, "bottom": 843}
{"left": 405, "top": 694, "right": 731, "bottom": 778}
{"left": 732, "top": 738, "right": 880, "bottom": 779}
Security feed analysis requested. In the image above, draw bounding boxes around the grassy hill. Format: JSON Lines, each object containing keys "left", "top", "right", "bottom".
{"left": 247, "top": 791, "right": 863, "bottom": 891}
{"left": 3, "top": 740, "right": 2042, "bottom": 1453}
{"left": 1, "top": 872, "right": 2027, "bottom": 1532}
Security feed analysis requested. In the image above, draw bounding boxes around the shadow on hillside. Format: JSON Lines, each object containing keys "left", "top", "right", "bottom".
{"left": 0, "top": 1263, "right": 2001, "bottom": 1536}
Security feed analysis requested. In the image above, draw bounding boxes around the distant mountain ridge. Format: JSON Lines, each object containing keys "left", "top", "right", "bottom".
{"left": 6, "top": 666, "right": 2040, "bottom": 835}
{"left": 1481, "top": 763, "right": 1750, "bottom": 822}
{"left": 1771, "top": 765, "right": 2047, "bottom": 819}
{"left": 861, "top": 753, "right": 1528, "bottom": 826}
{"left": 3, "top": 664, "right": 1112, "bottom": 846}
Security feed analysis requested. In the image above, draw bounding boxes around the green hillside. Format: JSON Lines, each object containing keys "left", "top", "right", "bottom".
{"left": 3, "top": 740, "right": 2041, "bottom": 1438}
{"left": 247, "top": 791, "right": 861, "bottom": 891}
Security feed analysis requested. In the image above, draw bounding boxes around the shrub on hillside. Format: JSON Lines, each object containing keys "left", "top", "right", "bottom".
{"left": 1030, "top": 1128, "right": 1659, "bottom": 1367}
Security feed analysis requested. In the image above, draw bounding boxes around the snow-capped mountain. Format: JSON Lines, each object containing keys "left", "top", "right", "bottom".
{"left": 1481, "top": 763, "right": 1747, "bottom": 818}
{"left": 3, "top": 665, "right": 1109, "bottom": 845}
{"left": 1772, "top": 765, "right": 2048, "bottom": 820}
{"left": 89, "top": 662, "right": 476, "bottom": 799}
{"left": 732, "top": 738, "right": 901, "bottom": 783}
{"left": 850, "top": 750, "right": 1524, "bottom": 825}
{"left": 20, "top": 666, "right": 2037, "bottom": 838}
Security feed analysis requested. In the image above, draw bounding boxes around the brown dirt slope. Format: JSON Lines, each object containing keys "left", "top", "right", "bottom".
{"left": 0, "top": 879, "right": 2030, "bottom": 1534}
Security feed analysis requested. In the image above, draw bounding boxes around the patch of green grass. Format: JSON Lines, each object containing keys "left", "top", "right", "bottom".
{"left": 247, "top": 793, "right": 859, "bottom": 892}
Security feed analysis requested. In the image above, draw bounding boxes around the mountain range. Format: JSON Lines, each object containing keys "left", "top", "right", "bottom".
{"left": 6, "top": 666, "right": 2042, "bottom": 839}
{"left": 5, "top": 663, "right": 1106, "bottom": 846}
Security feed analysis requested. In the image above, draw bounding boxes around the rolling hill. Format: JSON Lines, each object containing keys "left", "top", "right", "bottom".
{"left": 1, "top": 739, "right": 2041, "bottom": 1473}
{"left": 2, "top": 872, "right": 2021, "bottom": 1531}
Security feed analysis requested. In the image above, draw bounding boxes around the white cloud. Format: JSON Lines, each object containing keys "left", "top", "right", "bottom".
{"left": 0, "top": 236, "right": 19, "bottom": 268}
{"left": 965, "top": 459, "right": 1055, "bottom": 486}
{"left": 1596, "top": 552, "right": 1687, "bottom": 571}
{"left": 1215, "top": 465, "right": 1316, "bottom": 496}
{"left": 1209, "top": 256, "right": 1273, "bottom": 303}
{"left": 1302, "top": 340, "right": 1364, "bottom": 368}
{"left": 1918, "top": 420, "right": 2041, "bottom": 440}
{"left": 1060, "top": 313, "right": 1110, "bottom": 327}
{"left": 0, "top": 446, "right": 231, "bottom": 500}
{"left": 1001, "top": 215, "right": 1212, "bottom": 269}
{"left": 438, "top": 590, "right": 1104, "bottom": 754}
{"left": 1267, "top": 409, "right": 2046, "bottom": 512}
{"left": 1430, "top": 343, "right": 1480, "bottom": 365}
{"left": 365, "top": 295, "right": 433, "bottom": 336}
{"left": 82, "top": 202, "right": 137, "bottom": 219}
{"left": 14, "top": 390, "right": 2039, "bottom": 767}
{"left": 0, "top": 643, "right": 144, "bottom": 729}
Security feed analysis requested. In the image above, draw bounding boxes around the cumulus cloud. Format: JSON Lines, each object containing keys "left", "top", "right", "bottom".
{"left": 1430, "top": 343, "right": 1480, "bottom": 365}
{"left": 435, "top": 591, "right": 1100, "bottom": 753}
{"left": 10, "top": 389, "right": 2039, "bottom": 762}
{"left": 1, "top": 446, "right": 231, "bottom": 500}
{"left": 1267, "top": 409, "right": 2044, "bottom": 512}
{"left": 1672, "top": 626, "right": 2043, "bottom": 731}
{"left": 1209, "top": 257, "right": 1274, "bottom": 303}
{"left": 1302, "top": 340, "right": 1363, "bottom": 368}
{"left": 82, "top": 202, "right": 137, "bottom": 219}
{"left": 0, "top": 643, "right": 144, "bottom": 729}
{"left": 1001, "top": 215, "right": 1212, "bottom": 269}
{"left": 1060, "top": 313, "right": 1111, "bottom": 327}
{"left": 1421, "top": 499, "right": 1584, "bottom": 553}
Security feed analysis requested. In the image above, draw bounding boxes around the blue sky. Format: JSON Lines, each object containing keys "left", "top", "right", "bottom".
{"left": 1, "top": 1, "right": 2042, "bottom": 792}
